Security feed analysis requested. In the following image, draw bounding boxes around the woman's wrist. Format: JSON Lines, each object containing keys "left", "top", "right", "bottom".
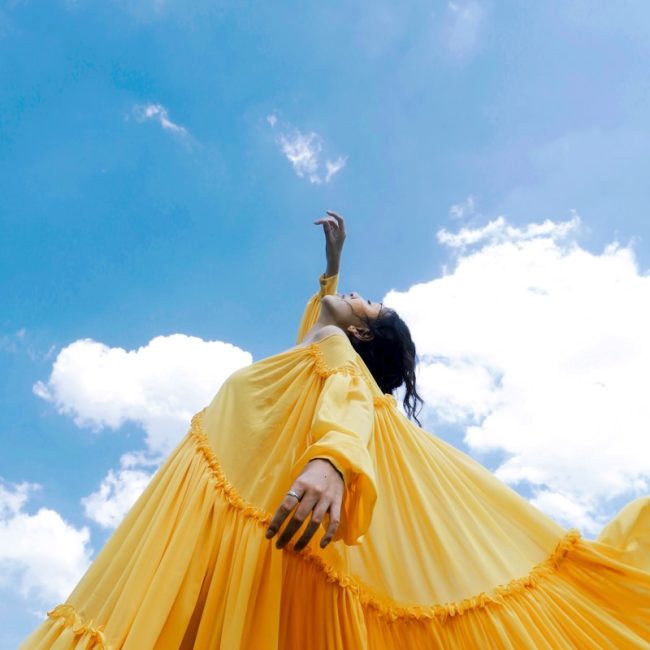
{"left": 325, "top": 256, "right": 340, "bottom": 277}
{"left": 312, "top": 457, "right": 344, "bottom": 482}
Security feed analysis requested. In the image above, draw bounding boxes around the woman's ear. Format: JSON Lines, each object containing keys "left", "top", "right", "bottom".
{"left": 346, "top": 325, "right": 374, "bottom": 342}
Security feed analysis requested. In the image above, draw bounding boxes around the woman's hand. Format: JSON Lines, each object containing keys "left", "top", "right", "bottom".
{"left": 314, "top": 210, "right": 346, "bottom": 277}
{"left": 265, "top": 458, "right": 344, "bottom": 551}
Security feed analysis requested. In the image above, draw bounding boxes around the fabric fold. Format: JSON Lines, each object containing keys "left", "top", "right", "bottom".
{"left": 596, "top": 495, "right": 650, "bottom": 572}
{"left": 21, "top": 419, "right": 284, "bottom": 650}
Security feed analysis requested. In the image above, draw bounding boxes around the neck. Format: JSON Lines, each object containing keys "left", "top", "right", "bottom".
{"left": 301, "top": 312, "right": 346, "bottom": 344}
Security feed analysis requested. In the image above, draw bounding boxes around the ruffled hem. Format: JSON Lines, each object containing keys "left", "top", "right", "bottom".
{"left": 308, "top": 341, "right": 363, "bottom": 379}
{"left": 22, "top": 410, "right": 650, "bottom": 649}
{"left": 192, "top": 404, "right": 650, "bottom": 647}
{"left": 281, "top": 535, "right": 650, "bottom": 649}
{"left": 28, "top": 605, "right": 109, "bottom": 650}
{"left": 295, "top": 529, "right": 581, "bottom": 622}
{"left": 306, "top": 342, "right": 398, "bottom": 411}
{"left": 191, "top": 408, "right": 582, "bottom": 620}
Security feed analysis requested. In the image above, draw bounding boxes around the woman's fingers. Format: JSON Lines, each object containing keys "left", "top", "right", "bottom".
{"left": 320, "top": 499, "right": 341, "bottom": 548}
{"left": 325, "top": 211, "right": 346, "bottom": 237}
{"left": 265, "top": 492, "right": 303, "bottom": 540}
{"left": 293, "top": 500, "right": 331, "bottom": 552}
{"left": 274, "top": 492, "right": 320, "bottom": 549}
{"left": 268, "top": 459, "right": 344, "bottom": 551}
{"left": 314, "top": 216, "right": 338, "bottom": 229}
{"left": 314, "top": 214, "right": 345, "bottom": 252}
{"left": 315, "top": 211, "right": 345, "bottom": 232}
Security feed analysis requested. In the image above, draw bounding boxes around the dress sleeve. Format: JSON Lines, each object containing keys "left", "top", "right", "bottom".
{"left": 296, "top": 273, "right": 339, "bottom": 344}
{"left": 288, "top": 369, "right": 377, "bottom": 545}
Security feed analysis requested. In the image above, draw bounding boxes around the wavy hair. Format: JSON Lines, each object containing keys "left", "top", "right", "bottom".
{"left": 348, "top": 307, "right": 424, "bottom": 426}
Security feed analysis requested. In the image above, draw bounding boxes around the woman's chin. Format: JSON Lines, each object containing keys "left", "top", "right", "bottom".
{"left": 320, "top": 294, "right": 337, "bottom": 307}
{"left": 320, "top": 295, "right": 347, "bottom": 320}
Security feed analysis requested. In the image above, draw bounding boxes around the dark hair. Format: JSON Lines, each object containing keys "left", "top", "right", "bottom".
{"left": 348, "top": 307, "right": 425, "bottom": 426}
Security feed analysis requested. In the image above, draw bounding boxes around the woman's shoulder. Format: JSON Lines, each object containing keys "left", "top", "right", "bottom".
{"left": 311, "top": 328, "right": 353, "bottom": 360}
{"left": 308, "top": 335, "right": 401, "bottom": 412}
{"left": 312, "top": 332, "right": 371, "bottom": 382}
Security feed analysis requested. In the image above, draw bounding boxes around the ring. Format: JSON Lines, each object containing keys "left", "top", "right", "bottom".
{"left": 287, "top": 490, "right": 301, "bottom": 500}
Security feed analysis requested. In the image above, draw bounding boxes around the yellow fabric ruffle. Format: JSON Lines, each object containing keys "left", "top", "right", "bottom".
{"left": 42, "top": 606, "right": 109, "bottom": 650}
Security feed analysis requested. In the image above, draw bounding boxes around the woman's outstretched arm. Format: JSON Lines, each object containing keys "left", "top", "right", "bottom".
{"left": 295, "top": 211, "right": 347, "bottom": 343}
{"left": 315, "top": 210, "right": 346, "bottom": 277}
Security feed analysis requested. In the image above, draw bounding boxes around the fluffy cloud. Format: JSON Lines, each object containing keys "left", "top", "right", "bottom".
{"left": 278, "top": 130, "right": 321, "bottom": 183}
{"left": 0, "top": 480, "right": 91, "bottom": 603}
{"left": 437, "top": 212, "right": 581, "bottom": 249}
{"left": 34, "top": 334, "right": 251, "bottom": 529}
{"left": 34, "top": 334, "right": 251, "bottom": 456}
{"left": 81, "top": 457, "right": 154, "bottom": 529}
{"left": 386, "top": 214, "right": 650, "bottom": 534}
{"left": 267, "top": 115, "right": 347, "bottom": 184}
{"left": 81, "top": 448, "right": 164, "bottom": 529}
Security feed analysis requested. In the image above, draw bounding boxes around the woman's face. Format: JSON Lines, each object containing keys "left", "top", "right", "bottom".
{"left": 321, "top": 291, "right": 383, "bottom": 329}
{"left": 339, "top": 291, "right": 383, "bottom": 320}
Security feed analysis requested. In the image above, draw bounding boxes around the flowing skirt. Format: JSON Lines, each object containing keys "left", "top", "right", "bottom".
{"left": 21, "top": 409, "right": 650, "bottom": 649}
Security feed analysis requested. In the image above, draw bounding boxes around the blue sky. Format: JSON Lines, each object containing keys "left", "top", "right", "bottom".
{"left": 3, "top": 1, "right": 650, "bottom": 646}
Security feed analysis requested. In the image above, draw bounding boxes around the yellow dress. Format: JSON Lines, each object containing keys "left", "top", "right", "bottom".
{"left": 22, "top": 273, "right": 650, "bottom": 649}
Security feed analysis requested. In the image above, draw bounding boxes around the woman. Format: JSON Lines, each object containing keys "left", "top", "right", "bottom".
{"left": 22, "top": 212, "right": 650, "bottom": 649}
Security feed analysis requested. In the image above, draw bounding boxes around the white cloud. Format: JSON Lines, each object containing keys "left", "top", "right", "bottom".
{"left": 278, "top": 130, "right": 322, "bottom": 184}
{"left": 270, "top": 118, "right": 347, "bottom": 184}
{"left": 528, "top": 490, "right": 601, "bottom": 534}
{"left": 445, "top": 1, "right": 485, "bottom": 58}
{"left": 386, "top": 215, "right": 650, "bottom": 534}
{"left": 437, "top": 212, "right": 581, "bottom": 249}
{"left": 130, "top": 103, "right": 196, "bottom": 148}
{"left": 34, "top": 334, "right": 251, "bottom": 530}
{"left": 81, "top": 456, "right": 153, "bottom": 529}
{"left": 34, "top": 334, "right": 251, "bottom": 456}
{"left": 416, "top": 358, "right": 500, "bottom": 423}
{"left": 325, "top": 156, "right": 348, "bottom": 183}
{"left": 0, "top": 480, "right": 91, "bottom": 603}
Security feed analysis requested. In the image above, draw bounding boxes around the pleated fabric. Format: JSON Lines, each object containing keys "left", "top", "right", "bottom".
{"left": 21, "top": 273, "right": 650, "bottom": 649}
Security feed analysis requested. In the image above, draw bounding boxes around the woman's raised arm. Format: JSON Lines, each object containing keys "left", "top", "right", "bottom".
{"left": 315, "top": 210, "right": 346, "bottom": 277}
{"left": 295, "top": 211, "right": 347, "bottom": 343}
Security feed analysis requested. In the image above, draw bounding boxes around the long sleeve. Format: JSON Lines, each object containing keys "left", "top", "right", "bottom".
{"left": 296, "top": 273, "right": 339, "bottom": 344}
{"left": 288, "top": 369, "right": 377, "bottom": 546}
